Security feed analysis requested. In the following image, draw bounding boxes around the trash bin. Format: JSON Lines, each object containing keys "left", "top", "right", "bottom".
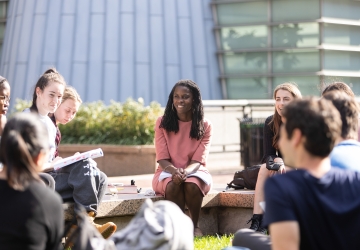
{"left": 239, "top": 118, "right": 267, "bottom": 168}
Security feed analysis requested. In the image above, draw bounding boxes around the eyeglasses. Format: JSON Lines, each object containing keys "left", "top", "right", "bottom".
{"left": 0, "top": 96, "right": 10, "bottom": 103}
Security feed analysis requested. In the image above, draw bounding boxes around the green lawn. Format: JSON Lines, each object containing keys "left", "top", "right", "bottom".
{"left": 65, "top": 234, "right": 234, "bottom": 250}
{"left": 194, "top": 234, "right": 233, "bottom": 250}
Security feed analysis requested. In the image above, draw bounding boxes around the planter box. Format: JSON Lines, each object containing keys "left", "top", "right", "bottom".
{"left": 58, "top": 144, "right": 156, "bottom": 177}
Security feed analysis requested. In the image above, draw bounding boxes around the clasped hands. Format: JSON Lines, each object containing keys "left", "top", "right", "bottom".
{"left": 171, "top": 168, "right": 187, "bottom": 185}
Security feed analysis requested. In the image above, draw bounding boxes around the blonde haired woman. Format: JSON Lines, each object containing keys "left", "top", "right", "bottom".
{"left": 247, "top": 83, "right": 302, "bottom": 234}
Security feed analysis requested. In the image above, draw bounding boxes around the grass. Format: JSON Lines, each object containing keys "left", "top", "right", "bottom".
{"left": 194, "top": 234, "right": 233, "bottom": 250}
{"left": 64, "top": 234, "right": 234, "bottom": 250}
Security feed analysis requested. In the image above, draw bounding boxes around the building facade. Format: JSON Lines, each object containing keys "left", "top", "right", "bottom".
{"left": 212, "top": 0, "right": 360, "bottom": 98}
{"left": 0, "top": 0, "right": 360, "bottom": 106}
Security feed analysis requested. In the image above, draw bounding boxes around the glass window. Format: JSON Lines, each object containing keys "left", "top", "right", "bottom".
{"left": 223, "top": 52, "right": 268, "bottom": 75}
{"left": 272, "top": 23, "right": 319, "bottom": 48}
{"left": 323, "top": 51, "right": 360, "bottom": 71}
{"left": 217, "top": 2, "right": 268, "bottom": 26}
{"left": 323, "top": 23, "right": 360, "bottom": 47}
{"left": 220, "top": 26, "right": 267, "bottom": 50}
{"left": 323, "top": 0, "right": 360, "bottom": 20}
{"left": 0, "top": 22, "right": 5, "bottom": 40}
{"left": 0, "top": 2, "right": 7, "bottom": 19}
{"left": 226, "top": 78, "right": 269, "bottom": 99}
{"left": 272, "top": 50, "right": 320, "bottom": 73}
{"left": 272, "top": 0, "right": 320, "bottom": 22}
{"left": 273, "top": 76, "right": 321, "bottom": 96}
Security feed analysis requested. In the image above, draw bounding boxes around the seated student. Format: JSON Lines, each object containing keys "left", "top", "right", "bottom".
{"left": 48, "top": 86, "right": 116, "bottom": 238}
{"left": 322, "top": 91, "right": 360, "bottom": 172}
{"left": 26, "top": 70, "right": 116, "bottom": 239}
{"left": 247, "top": 83, "right": 302, "bottom": 234}
{"left": 0, "top": 113, "right": 64, "bottom": 249}
{"left": 152, "top": 79, "right": 213, "bottom": 237}
{"left": 233, "top": 98, "right": 360, "bottom": 250}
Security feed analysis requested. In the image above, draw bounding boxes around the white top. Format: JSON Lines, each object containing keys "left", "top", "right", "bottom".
{"left": 23, "top": 108, "right": 56, "bottom": 162}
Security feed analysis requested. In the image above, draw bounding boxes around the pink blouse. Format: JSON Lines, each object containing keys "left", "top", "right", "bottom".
{"left": 154, "top": 116, "right": 212, "bottom": 169}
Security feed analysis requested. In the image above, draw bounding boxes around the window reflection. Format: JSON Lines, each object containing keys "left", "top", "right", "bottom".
{"left": 221, "top": 26, "right": 267, "bottom": 50}
{"left": 272, "top": 23, "right": 319, "bottom": 48}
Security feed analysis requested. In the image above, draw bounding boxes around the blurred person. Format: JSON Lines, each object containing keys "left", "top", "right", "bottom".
{"left": 233, "top": 98, "right": 360, "bottom": 249}
{"left": 322, "top": 91, "right": 360, "bottom": 172}
{"left": 247, "top": 83, "right": 302, "bottom": 234}
{"left": 152, "top": 79, "right": 212, "bottom": 237}
{"left": 0, "top": 112, "right": 64, "bottom": 249}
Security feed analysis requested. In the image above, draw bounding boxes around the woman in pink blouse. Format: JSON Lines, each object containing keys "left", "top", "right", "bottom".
{"left": 152, "top": 79, "right": 212, "bottom": 237}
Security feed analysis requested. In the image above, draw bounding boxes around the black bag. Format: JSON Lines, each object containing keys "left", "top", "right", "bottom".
{"left": 226, "top": 164, "right": 261, "bottom": 190}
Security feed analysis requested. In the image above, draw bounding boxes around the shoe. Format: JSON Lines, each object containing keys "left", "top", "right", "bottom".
{"left": 64, "top": 224, "right": 77, "bottom": 248}
{"left": 247, "top": 214, "right": 263, "bottom": 231}
{"left": 194, "top": 227, "right": 203, "bottom": 237}
{"left": 256, "top": 226, "right": 268, "bottom": 235}
{"left": 88, "top": 211, "right": 117, "bottom": 239}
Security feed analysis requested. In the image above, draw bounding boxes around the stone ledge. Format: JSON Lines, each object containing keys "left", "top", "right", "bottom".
{"left": 63, "top": 188, "right": 254, "bottom": 221}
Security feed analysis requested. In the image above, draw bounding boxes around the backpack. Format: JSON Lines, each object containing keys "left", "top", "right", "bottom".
{"left": 226, "top": 164, "right": 261, "bottom": 190}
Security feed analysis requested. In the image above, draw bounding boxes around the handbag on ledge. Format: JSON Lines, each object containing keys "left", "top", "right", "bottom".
{"left": 226, "top": 164, "right": 261, "bottom": 190}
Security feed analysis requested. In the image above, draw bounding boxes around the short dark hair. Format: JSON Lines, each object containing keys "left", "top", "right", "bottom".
{"left": 282, "top": 98, "right": 342, "bottom": 157}
{"left": 0, "top": 113, "right": 49, "bottom": 190}
{"left": 322, "top": 82, "right": 354, "bottom": 97}
{"left": 323, "top": 91, "right": 359, "bottom": 140}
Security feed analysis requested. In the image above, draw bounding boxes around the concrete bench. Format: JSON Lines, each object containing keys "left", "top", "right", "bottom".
{"left": 63, "top": 188, "right": 255, "bottom": 235}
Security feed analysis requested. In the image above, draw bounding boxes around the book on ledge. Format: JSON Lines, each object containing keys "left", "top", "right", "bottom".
{"left": 42, "top": 148, "right": 104, "bottom": 172}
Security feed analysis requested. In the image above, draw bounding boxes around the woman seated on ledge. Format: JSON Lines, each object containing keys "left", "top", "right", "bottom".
{"left": 152, "top": 79, "right": 213, "bottom": 237}
{"left": 247, "top": 82, "right": 302, "bottom": 234}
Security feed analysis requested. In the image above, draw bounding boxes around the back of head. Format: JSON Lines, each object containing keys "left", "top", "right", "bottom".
{"left": 323, "top": 91, "right": 359, "bottom": 140}
{"left": 62, "top": 86, "right": 82, "bottom": 104}
{"left": 322, "top": 82, "right": 355, "bottom": 97}
{"left": 0, "top": 113, "right": 49, "bottom": 190}
{"left": 283, "top": 98, "right": 342, "bottom": 157}
{"left": 30, "top": 68, "right": 67, "bottom": 112}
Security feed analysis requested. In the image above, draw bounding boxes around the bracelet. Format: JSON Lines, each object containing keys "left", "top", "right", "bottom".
{"left": 163, "top": 165, "right": 172, "bottom": 172}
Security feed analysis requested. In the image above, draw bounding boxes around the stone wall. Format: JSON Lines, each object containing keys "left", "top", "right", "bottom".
{"left": 59, "top": 144, "right": 157, "bottom": 177}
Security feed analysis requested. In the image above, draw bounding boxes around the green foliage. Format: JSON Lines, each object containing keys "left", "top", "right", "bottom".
{"left": 13, "top": 98, "right": 163, "bottom": 145}
{"left": 194, "top": 234, "right": 233, "bottom": 250}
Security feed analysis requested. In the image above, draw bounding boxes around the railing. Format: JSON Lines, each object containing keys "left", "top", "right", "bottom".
{"left": 203, "top": 99, "right": 274, "bottom": 154}
{"left": 203, "top": 99, "right": 274, "bottom": 118}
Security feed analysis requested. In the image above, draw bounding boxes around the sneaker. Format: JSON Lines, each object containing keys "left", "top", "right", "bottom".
{"left": 88, "top": 211, "right": 117, "bottom": 239}
{"left": 256, "top": 226, "right": 268, "bottom": 235}
{"left": 247, "top": 214, "right": 262, "bottom": 231}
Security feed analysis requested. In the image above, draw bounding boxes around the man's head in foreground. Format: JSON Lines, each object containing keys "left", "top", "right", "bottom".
{"left": 278, "top": 97, "right": 342, "bottom": 168}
